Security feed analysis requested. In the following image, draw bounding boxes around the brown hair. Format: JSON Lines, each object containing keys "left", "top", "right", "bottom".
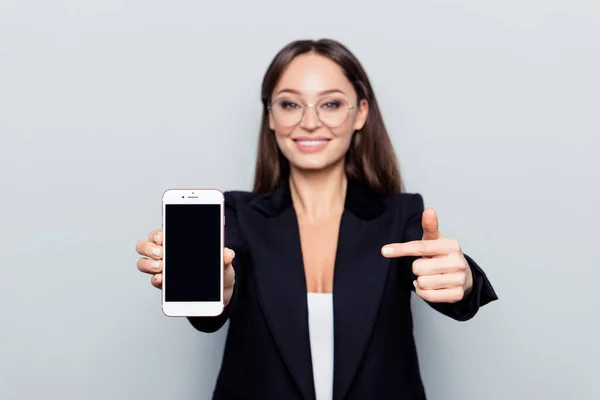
{"left": 252, "top": 38, "right": 403, "bottom": 196}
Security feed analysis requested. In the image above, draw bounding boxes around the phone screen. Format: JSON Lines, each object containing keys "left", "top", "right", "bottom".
{"left": 164, "top": 203, "right": 221, "bottom": 302}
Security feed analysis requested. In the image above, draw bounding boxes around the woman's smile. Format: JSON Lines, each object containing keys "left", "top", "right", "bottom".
{"left": 292, "top": 137, "right": 331, "bottom": 153}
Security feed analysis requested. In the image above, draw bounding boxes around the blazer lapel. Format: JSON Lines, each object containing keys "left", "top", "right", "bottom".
{"left": 248, "top": 182, "right": 316, "bottom": 400}
{"left": 248, "top": 179, "right": 393, "bottom": 400}
{"left": 332, "top": 180, "right": 393, "bottom": 400}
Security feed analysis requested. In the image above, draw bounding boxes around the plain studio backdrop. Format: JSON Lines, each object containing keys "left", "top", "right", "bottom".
{"left": 1, "top": 1, "right": 599, "bottom": 399}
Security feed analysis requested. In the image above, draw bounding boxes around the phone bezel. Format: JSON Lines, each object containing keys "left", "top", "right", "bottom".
{"left": 161, "top": 188, "right": 225, "bottom": 317}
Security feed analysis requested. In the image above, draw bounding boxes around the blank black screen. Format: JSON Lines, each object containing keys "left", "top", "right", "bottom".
{"left": 164, "top": 204, "right": 221, "bottom": 302}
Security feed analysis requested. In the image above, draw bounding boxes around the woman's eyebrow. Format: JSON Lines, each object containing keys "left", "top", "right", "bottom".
{"left": 275, "top": 88, "right": 346, "bottom": 96}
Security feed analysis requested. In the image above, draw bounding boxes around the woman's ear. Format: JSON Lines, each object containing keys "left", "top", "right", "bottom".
{"left": 353, "top": 99, "right": 369, "bottom": 131}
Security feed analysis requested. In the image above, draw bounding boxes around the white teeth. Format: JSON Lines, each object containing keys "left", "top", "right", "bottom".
{"left": 296, "top": 140, "right": 328, "bottom": 146}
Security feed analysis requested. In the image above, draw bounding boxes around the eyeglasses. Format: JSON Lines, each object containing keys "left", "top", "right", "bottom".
{"left": 267, "top": 94, "right": 356, "bottom": 128}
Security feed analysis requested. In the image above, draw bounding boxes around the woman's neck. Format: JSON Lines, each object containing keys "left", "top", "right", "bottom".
{"left": 289, "top": 163, "right": 347, "bottom": 221}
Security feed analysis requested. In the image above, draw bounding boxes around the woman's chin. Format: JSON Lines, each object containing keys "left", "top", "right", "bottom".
{"left": 289, "top": 156, "right": 344, "bottom": 173}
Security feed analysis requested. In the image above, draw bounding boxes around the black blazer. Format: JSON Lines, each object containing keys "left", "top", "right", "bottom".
{"left": 188, "top": 179, "right": 498, "bottom": 400}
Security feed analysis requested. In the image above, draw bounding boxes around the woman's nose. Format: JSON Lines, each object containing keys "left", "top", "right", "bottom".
{"left": 300, "top": 104, "right": 321, "bottom": 129}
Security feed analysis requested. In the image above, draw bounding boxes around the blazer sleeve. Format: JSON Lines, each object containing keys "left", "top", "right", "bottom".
{"left": 401, "top": 193, "right": 498, "bottom": 321}
{"left": 187, "top": 191, "right": 247, "bottom": 333}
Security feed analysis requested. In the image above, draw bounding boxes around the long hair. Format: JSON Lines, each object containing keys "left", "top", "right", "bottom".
{"left": 252, "top": 39, "right": 403, "bottom": 196}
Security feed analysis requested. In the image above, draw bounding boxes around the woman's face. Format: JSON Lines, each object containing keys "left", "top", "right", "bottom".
{"left": 268, "top": 53, "right": 369, "bottom": 172}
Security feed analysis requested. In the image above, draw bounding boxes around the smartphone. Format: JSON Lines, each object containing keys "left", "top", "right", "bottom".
{"left": 161, "top": 188, "right": 224, "bottom": 317}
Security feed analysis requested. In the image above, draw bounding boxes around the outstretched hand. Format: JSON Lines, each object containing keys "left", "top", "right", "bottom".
{"left": 381, "top": 208, "right": 473, "bottom": 303}
{"left": 135, "top": 229, "right": 237, "bottom": 307}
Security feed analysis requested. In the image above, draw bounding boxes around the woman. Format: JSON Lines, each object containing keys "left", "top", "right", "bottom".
{"left": 135, "top": 38, "right": 498, "bottom": 400}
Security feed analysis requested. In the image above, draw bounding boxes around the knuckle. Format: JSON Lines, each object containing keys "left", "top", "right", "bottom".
{"left": 144, "top": 242, "right": 153, "bottom": 256}
{"left": 135, "top": 240, "right": 146, "bottom": 254}
{"left": 149, "top": 228, "right": 161, "bottom": 239}
{"left": 419, "top": 290, "right": 433, "bottom": 302}
{"left": 412, "top": 259, "right": 421, "bottom": 275}
{"left": 451, "top": 240, "right": 461, "bottom": 253}
{"left": 451, "top": 289, "right": 464, "bottom": 302}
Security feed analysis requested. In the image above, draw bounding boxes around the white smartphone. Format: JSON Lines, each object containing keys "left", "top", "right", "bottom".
{"left": 161, "top": 188, "right": 224, "bottom": 317}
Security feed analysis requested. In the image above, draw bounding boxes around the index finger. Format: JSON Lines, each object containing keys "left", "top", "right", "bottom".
{"left": 381, "top": 239, "right": 458, "bottom": 258}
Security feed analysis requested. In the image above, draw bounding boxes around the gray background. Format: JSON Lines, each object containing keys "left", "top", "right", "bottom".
{"left": 1, "top": 0, "right": 599, "bottom": 399}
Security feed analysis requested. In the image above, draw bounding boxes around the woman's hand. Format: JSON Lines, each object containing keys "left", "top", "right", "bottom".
{"left": 135, "top": 229, "right": 236, "bottom": 307}
{"left": 381, "top": 208, "right": 473, "bottom": 303}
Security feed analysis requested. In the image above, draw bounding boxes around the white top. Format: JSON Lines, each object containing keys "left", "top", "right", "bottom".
{"left": 307, "top": 292, "right": 334, "bottom": 400}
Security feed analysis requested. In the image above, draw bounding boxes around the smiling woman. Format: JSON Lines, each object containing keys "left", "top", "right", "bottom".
{"left": 254, "top": 40, "right": 402, "bottom": 196}
{"left": 135, "top": 38, "right": 498, "bottom": 400}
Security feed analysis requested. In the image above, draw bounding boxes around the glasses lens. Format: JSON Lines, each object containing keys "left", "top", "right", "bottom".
{"left": 271, "top": 97, "right": 304, "bottom": 127}
{"left": 317, "top": 96, "right": 351, "bottom": 127}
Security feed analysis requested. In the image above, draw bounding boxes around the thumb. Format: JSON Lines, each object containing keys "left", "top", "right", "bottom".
{"left": 422, "top": 207, "right": 441, "bottom": 240}
{"left": 224, "top": 247, "right": 235, "bottom": 265}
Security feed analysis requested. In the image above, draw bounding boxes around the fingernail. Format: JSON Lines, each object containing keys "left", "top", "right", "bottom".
{"left": 151, "top": 247, "right": 161, "bottom": 257}
{"left": 413, "top": 280, "right": 417, "bottom": 288}
{"left": 154, "top": 234, "right": 159, "bottom": 242}
{"left": 382, "top": 246, "right": 394, "bottom": 256}
{"left": 150, "top": 261, "right": 160, "bottom": 269}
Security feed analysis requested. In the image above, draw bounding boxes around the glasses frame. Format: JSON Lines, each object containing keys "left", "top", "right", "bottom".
{"left": 267, "top": 95, "right": 357, "bottom": 128}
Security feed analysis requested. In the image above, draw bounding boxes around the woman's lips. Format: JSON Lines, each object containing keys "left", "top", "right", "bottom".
{"left": 292, "top": 137, "right": 331, "bottom": 153}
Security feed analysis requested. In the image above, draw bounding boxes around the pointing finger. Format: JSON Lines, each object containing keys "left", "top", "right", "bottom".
{"left": 381, "top": 238, "right": 460, "bottom": 258}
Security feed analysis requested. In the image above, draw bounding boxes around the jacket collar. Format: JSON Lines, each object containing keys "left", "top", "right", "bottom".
{"left": 249, "top": 177, "right": 387, "bottom": 221}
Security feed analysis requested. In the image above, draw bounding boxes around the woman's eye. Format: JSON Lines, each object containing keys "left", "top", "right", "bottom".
{"left": 321, "top": 101, "right": 341, "bottom": 109}
{"left": 280, "top": 101, "right": 299, "bottom": 109}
